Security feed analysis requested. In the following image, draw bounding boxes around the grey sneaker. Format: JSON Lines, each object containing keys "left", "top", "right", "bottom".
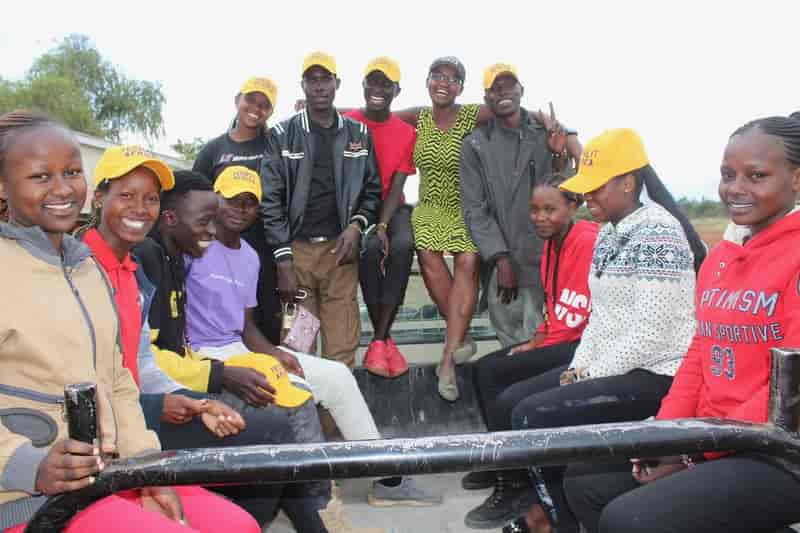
{"left": 368, "top": 477, "right": 443, "bottom": 507}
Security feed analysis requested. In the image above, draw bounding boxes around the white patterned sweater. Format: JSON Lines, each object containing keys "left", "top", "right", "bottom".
{"left": 569, "top": 204, "right": 696, "bottom": 379}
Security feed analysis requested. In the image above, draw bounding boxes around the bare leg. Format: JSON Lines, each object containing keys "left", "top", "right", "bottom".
{"left": 417, "top": 249, "right": 453, "bottom": 318}
{"left": 438, "top": 252, "right": 480, "bottom": 396}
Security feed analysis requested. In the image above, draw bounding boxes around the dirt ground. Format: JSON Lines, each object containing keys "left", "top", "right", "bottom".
{"left": 692, "top": 217, "right": 728, "bottom": 249}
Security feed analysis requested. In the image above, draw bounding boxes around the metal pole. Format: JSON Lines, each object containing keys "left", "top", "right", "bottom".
{"left": 24, "top": 348, "right": 800, "bottom": 532}
{"left": 769, "top": 347, "right": 800, "bottom": 432}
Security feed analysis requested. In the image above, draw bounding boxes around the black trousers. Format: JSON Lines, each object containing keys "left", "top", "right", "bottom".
{"left": 242, "top": 221, "right": 282, "bottom": 344}
{"left": 159, "top": 392, "right": 328, "bottom": 533}
{"left": 359, "top": 205, "right": 414, "bottom": 307}
{"left": 474, "top": 341, "right": 579, "bottom": 432}
{"left": 564, "top": 454, "right": 800, "bottom": 533}
{"left": 508, "top": 367, "right": 673, "bottom": 532}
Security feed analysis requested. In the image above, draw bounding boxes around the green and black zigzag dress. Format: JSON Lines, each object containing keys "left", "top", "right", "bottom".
{"left": 411, "top": 104, "right": 480, "bottom": 253}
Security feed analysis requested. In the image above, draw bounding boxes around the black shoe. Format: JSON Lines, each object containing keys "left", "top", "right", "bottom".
{"left": 464, "top": 483, "right": 532, "bottom": 529}
{"left": 461, "top": 470, "right": 497, "bottom": 490}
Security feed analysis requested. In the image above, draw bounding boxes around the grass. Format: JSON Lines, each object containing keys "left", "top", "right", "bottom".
{"left": 691, "top": 217, "right": 728, "bottom": 248}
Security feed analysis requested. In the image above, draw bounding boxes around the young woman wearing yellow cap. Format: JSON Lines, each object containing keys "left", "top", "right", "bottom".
{"left": 78, "top": 146, "right": 319, "bottom": 531}
{"left": 193, "top": 77, "right": 283, "bottom": 345}
{"left": 497, "top": 128, "right": 706, "bottom": 533}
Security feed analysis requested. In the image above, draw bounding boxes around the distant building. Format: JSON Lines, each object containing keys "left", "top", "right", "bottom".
{"left": 75, "top": 132, "right": 190, "bottom": 210}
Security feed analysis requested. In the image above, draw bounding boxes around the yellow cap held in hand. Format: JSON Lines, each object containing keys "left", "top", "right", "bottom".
{"left": 302, "top": 51, "right": 337, "bottom": 77}
{"left": 483, "top": 63, "right": 519, "bottom": 90}
{"left": 213, "top": 165, "right": 262, "bottom": 202}
{"left": 225, "top": 353, "right": 312, "bottom": 408}
{"left": 560, "top": 128, "right": 650, "bottom": 195}
{"left": 93, "top": 145, "right": 175, "bottom": 191}
{"left": 365, "top": 56, "right": 400, "bottom": 83}
{"left": 240, "top": 77, "right": 278, "bottom": 108}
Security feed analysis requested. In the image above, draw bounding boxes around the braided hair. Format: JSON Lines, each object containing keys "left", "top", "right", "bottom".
{"left": 733, "top": 115, "right": 800, "bottom": 168}
{"left": 535, "top": 172, "right": 584, "bottom": 207}
{"left": 0, "top": 110, "right": 65, "bottom": 222}
{"left": 631, "top": 165, "right": 707, "bottom": 274}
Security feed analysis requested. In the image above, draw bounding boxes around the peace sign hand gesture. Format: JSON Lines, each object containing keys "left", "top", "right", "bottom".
{"left": 533, "top": 102, "right": 568, "bottom": 159}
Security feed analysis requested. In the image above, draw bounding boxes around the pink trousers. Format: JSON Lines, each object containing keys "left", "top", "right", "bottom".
{"left": 6, "top": 486, "right": 260, "bottom": 533}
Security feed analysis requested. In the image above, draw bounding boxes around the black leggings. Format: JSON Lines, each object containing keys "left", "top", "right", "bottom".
{"left": 474, "top": 341, "right": 579, "bottom": 432}
{"left": 359, "top": 205, "right": 414, "bottom": 306}
{"left": 564, "top": 454, "right": 800, "bottom": 533}
{"left": 508, "top": 367, "right": 673, "bottom": 532}
{"left": 159, "top": 395, "right": 329, "bottom": 533}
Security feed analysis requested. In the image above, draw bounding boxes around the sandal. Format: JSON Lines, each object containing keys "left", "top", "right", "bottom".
{"left": 437, "top": 360, "right": 459, "bottom": 402}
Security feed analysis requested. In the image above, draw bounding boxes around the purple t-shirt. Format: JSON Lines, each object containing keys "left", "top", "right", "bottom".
{"left": 185, "top": 240, "right": 259, "bottom": 348}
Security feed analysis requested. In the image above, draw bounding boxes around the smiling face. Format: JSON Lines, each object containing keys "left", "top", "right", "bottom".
{"left": 719, "top": 127, "right": 800, "bottom": 235}
{"left": 426, "top": 65, "right": 463, "bottom": 106}
{"left": 302, "top": 66, "right": 339, "bottom": 113}
{"left": 485, "top": 74, "right": 522, "bottom": 118}
{"left": 363, "top": 71, "right": 398, "bottom": 113}
{"left": 235, "top": 91, "right": 273, "bottom": 130}
{"left": 530, "top": 185, "right": 577, "bottom": 241}
{"left": 96, "top": 167, "right": 161, "bottom": 252}
{"left": 0, "top": 125, "right": 85, "bottom": 250}
{"left": 217, "top": 191, "right": 259, "bottom": 235}
{"left": 583, "top": 174, "right": 637, "bottom": 224}
{"left": 163, "top": 190, "right": 218, "bottom": 258}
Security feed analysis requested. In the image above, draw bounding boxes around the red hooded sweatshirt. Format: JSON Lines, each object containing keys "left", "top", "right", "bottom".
{"left": 658, "top": 211, "right": 800, "bottom": 425}
{"left": 536, "top": 219, "right": 599, "bottom": 348}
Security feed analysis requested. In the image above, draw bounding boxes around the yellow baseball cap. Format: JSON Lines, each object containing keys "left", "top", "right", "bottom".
{"left": 483, "top": 63, "right": 519, "bottom": 90}
{"left": 93, "top": 145, "right": 175, "bottom": 191}
{"left": 213, "top": 165, "right": 262, "bottom": 202}
{"left": 560, "top": 128, "right": 650, "bottom": 194}
{"left": 225, "top": 353, "right": 312, "bottom": 408}
{"left": 364, "top": 56, "right": 400, "bottom": 83}
{"left": 240, "top": 77, "right": 278, "bottom": 107}
{"left": 302, "top": 51, "right": 337, "bottom": 77}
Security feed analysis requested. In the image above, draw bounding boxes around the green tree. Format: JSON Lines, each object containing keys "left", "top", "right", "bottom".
{"left": 171, "top": 137, "right": 208, "bottom": 162}
{"left": 0, "top": 34, "right": 165, "bottom": 142}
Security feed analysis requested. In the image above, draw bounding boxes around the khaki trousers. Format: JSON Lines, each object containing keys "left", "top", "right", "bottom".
{"left": 291, "top": 239, "right": 360, "bottom": 367}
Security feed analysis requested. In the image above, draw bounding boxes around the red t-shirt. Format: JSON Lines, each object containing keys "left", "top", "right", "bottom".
{"left": 345, "top": 110, "right": 416, "bottom": 200}
{"left": 83, "top": 228, "right": 141, "bottom": 385}
{"left": 536, "top": 220, "right": 599, "bottom": 347}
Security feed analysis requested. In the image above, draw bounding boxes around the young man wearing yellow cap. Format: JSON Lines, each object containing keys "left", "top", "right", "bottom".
{"left": 342, "top": 57, "right": 416, "bottom": 378}
{"left": 261, "top": 51, "right": 382, "bottom": 369}
{"left": 189, "top": 166, "right": 441, "bottom": 509}
{"left": 194, "top": 77, "right": 284, "bottom": 348}
{"left": 83, "top": 149, "right": 313, "bottom": 529}
{"left": 460, "top": 64, "right": 576, "bottom": 351}
{"left": 133, "top": 170, "right": 339, "bottom": 533}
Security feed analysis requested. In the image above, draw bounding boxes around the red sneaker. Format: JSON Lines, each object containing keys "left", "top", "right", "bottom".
{"left": 385, "top": 338, "right": 409, "bottom": 378}
{"left": 363, "top": 340, "right": 391, "bottom": 377}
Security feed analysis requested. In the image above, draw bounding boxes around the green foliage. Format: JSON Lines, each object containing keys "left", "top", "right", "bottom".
{"left": 571, "top": 197, "right": 724, "bottom": 223}
{"left": 677, "top": 197, "right": 726, "bottom": 219}
{"left": 0, "top": 34, "right": 164, "bottom": 142}
{"left": 0, "top": 75, "right": 104, "bottom": 137}
{"left": 171, "top": 137, "right": 208, "bottom": 162}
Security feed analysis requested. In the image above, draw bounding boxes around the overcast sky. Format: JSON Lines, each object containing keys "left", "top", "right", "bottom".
{"left": 2, "top": 1, "right": 797, "bottom": 201}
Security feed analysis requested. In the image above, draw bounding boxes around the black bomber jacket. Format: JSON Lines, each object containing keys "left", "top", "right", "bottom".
{"left": 260, "top": 108, "right": 382, "bottom": 261}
